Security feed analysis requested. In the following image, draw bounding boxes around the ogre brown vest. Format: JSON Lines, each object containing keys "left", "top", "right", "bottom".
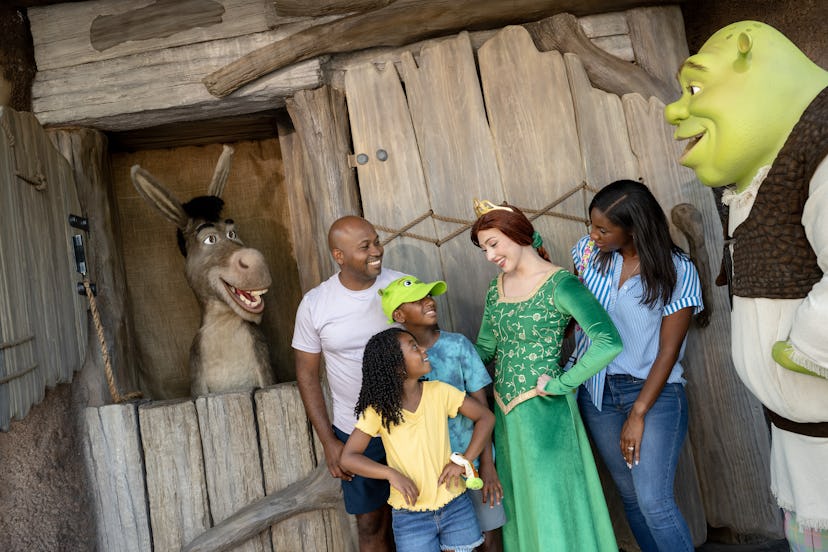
{"left": 727, "top": 88, "right": 828, "bottom": 299}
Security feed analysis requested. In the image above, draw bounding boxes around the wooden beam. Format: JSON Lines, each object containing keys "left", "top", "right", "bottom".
{"left": 203, "top": 0, "right": 684, "bottom": 97}
{"left": 31, "top": 31, "right": 324, "bottom": 132}
{"left": 273, "top": 0, "right": 392, "bottom": 17}
{"left": 27, "top": 0, "right": 316, "bottom": 72}
{"left": 181, "top": 463, "right": 341, "bottom": 552}
{"left": 525, "top": 12, "right": 675, "bottom": 103}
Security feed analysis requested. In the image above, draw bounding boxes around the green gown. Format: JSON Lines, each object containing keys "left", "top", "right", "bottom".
{"left": 475, "top": 269, "right": 622, "bottom": 552}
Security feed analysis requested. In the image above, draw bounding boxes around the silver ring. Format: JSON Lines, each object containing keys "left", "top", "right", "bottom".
{"left": 626, "top": 446, "right": 634, "bottom": 451}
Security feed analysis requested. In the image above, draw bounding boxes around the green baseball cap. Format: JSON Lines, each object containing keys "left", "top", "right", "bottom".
{"left": 378, "top": 275, "right": 447, "bottom": 323}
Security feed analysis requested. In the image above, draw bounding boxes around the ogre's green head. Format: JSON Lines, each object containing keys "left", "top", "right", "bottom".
{"left": 665, "top": 21, "right": 828, "bottom": 191}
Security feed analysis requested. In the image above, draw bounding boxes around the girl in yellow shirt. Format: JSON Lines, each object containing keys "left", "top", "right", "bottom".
{"left": 341, "top": 328, "right": 495, "bottom": 552}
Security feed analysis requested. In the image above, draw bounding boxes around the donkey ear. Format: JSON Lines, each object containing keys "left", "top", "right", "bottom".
{"left": 130, "top": 165, "right": 189, "bottom": 229}
{"left": 207, "top": 144, "right": 234, "bottom": 198}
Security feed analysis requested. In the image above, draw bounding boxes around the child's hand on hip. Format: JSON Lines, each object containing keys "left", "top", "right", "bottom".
{"left": 389, "top": 471, "right": 419, "bottom": 506}
{"left": 438, "top": 462, "right": 466, "bottom": 490}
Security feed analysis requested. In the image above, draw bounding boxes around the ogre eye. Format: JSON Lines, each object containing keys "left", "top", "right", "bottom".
{"left": 688, "top": 84, "right": 701, "bottom": 96}
{"left": 203, "top": 234, "right": 217, "bottom": 245}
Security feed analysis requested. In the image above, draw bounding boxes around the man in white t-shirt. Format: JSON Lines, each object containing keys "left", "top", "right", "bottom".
{"left": 292, "top": 215, "right": 403, "bottom": 552}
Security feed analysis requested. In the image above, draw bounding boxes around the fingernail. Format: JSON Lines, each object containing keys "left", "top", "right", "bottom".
{"left": 635, "top": 460, "right": 639, "bottom": 466}
{"left": 626, "top": 462, "right": 632, "bottom": 469}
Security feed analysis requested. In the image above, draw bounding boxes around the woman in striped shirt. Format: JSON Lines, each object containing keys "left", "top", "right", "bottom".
{"left": 572, "top": 179, "right": 703, "bottom": 552}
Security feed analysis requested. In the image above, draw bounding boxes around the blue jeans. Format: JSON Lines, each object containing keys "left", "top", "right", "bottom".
{"left": 391, "top": 492, "right": 484, "bottom": 552}
{"left": 578, "top": 375, "right": 693, "bottom": 552}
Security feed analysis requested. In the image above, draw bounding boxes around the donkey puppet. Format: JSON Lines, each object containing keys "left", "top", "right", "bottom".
{"left": 130, "top": 146, "right": 274, "bottom": 396}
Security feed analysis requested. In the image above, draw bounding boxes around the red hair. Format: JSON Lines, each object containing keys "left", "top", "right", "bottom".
{"left": 470, "top": 203, "right": 550, "bottom": 261}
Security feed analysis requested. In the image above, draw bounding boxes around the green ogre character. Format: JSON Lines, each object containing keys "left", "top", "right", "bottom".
{"left": 666, "top": 21, "right": 828, "bottom": 543}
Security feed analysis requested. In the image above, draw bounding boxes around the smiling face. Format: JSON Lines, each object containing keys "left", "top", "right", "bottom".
{"left": 665, "top": 21, "right": 827, "bottom": 191}
{"left": 184, "top": 218, "right": 272, "bottom": 323}
{"left": 398, "top": 332, "right": 430, "bottom": 380}
{"left": 394, "top": 295, "right": 439, "bottom": 327}
{"left": 477, "top": 228, "right": 525, "bottom": 273}
{"left": 589, "top": 208, "right": 633, "bottom": 253}
{"left": 330, "top": 217, "right": 384, "bottom": 290}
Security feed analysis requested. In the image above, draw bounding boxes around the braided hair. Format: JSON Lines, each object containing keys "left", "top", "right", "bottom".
{"left": 355, "top": 328, "right": 412, "bottom": 432}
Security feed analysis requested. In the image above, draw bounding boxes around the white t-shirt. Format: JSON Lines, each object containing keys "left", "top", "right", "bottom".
{"left": 292, "top": 268, "right": 404, "bottom": 434}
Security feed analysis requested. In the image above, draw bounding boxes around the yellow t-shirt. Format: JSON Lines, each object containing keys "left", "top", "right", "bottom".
{"left": 356, "top": 380, "right": 467, "bottom": 511}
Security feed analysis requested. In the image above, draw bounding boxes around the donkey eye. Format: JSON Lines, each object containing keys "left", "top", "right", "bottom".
{"left": 227, "top": 230, "right": 237, "bottom": 240}
{"left": 203, "top": 234, "right": 218, "bottom": 245}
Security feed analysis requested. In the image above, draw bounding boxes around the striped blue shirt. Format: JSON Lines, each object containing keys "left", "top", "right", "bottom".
{"left": 571, "top": 235, "right": 703, "bottom": 410}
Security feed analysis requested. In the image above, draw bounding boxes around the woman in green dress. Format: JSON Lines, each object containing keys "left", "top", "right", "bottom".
{"left": 470, "top": 200, "right": 622, "bottom": 551}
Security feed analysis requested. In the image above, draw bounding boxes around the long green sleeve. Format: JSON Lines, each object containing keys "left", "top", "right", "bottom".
{"left": 475, "top": 299, "right": 497, "bottom": 365}
{"left": 543, "top": 273, "right": 621, "bottom": 395}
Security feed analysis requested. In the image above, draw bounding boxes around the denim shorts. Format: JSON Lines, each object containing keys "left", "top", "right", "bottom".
{"left": 391, "top": 492, "right": 484, "bottom": 552}
{"left": 333, "top": 426, "right": 390, "bottom": 515}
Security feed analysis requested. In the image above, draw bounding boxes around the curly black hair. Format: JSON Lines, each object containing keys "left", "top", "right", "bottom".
{"left": 355, "top": 328, "right": 412, "bottom": 432}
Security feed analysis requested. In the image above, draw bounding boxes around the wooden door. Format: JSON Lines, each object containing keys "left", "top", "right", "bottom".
{"left": 341, "top": 9, "right": 780, "bottom": 547}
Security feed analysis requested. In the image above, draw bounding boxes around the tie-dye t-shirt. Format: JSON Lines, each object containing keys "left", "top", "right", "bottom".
{"left": 423, "top": 331, "right": 492, "bottom": 464}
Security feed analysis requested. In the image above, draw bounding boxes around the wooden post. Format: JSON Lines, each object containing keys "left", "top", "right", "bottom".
{"left": 82, "top": 403, "right": 152, "bottom": 552}
{"left": 48, "top": 128, "right": 139, "bottom": 406}
{"left": 257, "top": 383, "right": 354, "bottom": 551}
{"left": 196, "top": 392, "right": 271, "bottom": 552}
{"left": 140, "top": 399, "right": 211, "bottom": 551}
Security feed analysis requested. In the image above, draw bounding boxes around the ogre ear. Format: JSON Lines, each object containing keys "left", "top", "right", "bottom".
{"left": 130, "top": 165, "right": 189, "bottom": 229}
{"left": 734, "top": 32, "right": 753, "bottom": 72}
{"left": 737, "top": 32, "right": 753, "bottom": 55}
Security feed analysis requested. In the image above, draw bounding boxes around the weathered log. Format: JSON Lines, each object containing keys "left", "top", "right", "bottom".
{"left": 257, "top": 383, "right": 353, "bottom": 551}
{"left": 48, "top": 128, "right": 138, "bottom": 406}
{"left": 140, "top": 399, "right": 211, "bottom": 551}
{"left": 181, "top": 463, "right": 342, "bottom": 552}
{"left": 31, "top": 30, "right": 324, "bottom": 132}
{"left": 525, "top": 12, "right": 676, "bottom": 103}
{"left": 625, "top": 5, "right": 686, "bottom": 98}
{"left": 274, "top": 0, "right": 393, "bottom": 17}
{"left": 203, "top": 0, "right": 683, "bottom": 97}
{"left": 196, "top": 392, "right": 270, "bottom": 552}
{"left": 27, "top": 0, "right": 310, "bottom": 72}
{"left": 82, "top": 403, "right": 152, "bottom": 552}
{"left": 671, "top": 202, "right": 713, "bottom": 327}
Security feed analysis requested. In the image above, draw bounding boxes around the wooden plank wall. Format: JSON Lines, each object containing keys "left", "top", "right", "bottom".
{"left": 0, "top": 107, "right": 87, "bottom": 431}
{"left": 83, "top": 383, "right": 354, "bottom": 551}
{"left": 339, "top": 5, "right": 781, "bottom": 546}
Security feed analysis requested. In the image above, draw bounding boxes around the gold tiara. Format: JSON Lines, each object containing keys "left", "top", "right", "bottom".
{"left": 473, "top": 198, "right": 513, "bottom": 218}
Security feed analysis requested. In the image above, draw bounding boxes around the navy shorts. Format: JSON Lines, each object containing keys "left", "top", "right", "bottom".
{"left": 334, "top": 425, "right": 390, "bottom": 515}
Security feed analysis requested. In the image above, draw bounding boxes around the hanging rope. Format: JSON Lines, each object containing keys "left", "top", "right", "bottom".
{"left": 82, "top": 278, "right": 142, "bottom": 404}
{"left": 375, "top": 181, "right": 595, "bottom": 247}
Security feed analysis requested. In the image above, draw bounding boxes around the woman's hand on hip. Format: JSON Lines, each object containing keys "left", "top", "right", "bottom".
{"left": 536, "top": 374, "right": 552, "bottom": 396}
{"left": 620, "top": 411, "right": 645, "bottom": 468}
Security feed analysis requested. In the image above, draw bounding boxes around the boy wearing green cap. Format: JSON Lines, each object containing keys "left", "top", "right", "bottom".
{"left": 379, "top": 275, "right": 506, "bottom": 551}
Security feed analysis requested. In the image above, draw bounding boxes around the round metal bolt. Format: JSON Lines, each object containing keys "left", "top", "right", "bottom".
{"left": 376, "top": 149, "right": 388, "bottom": 161}
{"left": 356, "top": 153, "right": 369, "bottom": 165}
